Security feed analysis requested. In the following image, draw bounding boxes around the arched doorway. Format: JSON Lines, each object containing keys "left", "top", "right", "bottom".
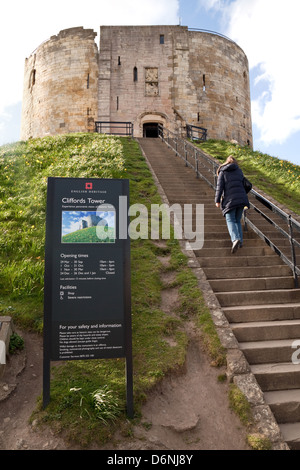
{"left": 143, "top": 122, "right": 159, "bottom": 138}
{"left": 139, "top": 112, "right": 167, "bottom": 138}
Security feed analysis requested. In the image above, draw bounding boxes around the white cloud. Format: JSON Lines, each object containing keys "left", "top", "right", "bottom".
{"left": 0, "top": 0, "right": 179, "bottom": 144}
{"left": 198, "top": 0, "right": 300, "bottom": 146}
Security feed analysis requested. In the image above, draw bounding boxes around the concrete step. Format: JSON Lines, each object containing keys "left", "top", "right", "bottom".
{"left": 210, "top": 276, "right": 294, "bottom": 292}
{"left": 200, "top": 231, "right": 259, "bottom": 241}
{"left": 196, "top": 224, "right": 229, "bottom": 233}
{"left": 201, "top": 239, "right": 273, "bottom": 249}
{"left": 252, "top": 230, "right": 292, "bottom": 239}
{"left": 240, "top": 339, "right": 297, "bottom": 364}
{"left": 223, "top": 303, "right": 300, "bottom": 323}
{"left": 216, "top": 288, "right": 300, "bottom": 307}
{"left": 279, "top": 423, "right": 300, "bottom": 450}
{"left": 198, "top": 246, "right": 278, "bottom": 258}
{"left": 204, "top": 265, "right": 292, "bottom": 280}
{"left": 265, "top": 390, "right": 300, "bottom": 424}
{"left": 246, "top": 217, "right": 298, "bottom": 233}
{"left": 251, "top": 362, "right": 300, "bottom": 391}
{"left": 198, "top": 255, "right": 283, "bottom": 268}
{"left": 231, "top": 319, "right": 300, "bottom": 342}
{"left": 168, "top": 198, "right": 209, "bottom": 204}
{"left": 166, "top": 192, "right": 212, "bottom": 198}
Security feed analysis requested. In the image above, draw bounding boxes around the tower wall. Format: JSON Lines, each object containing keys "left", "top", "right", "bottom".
{"left": 98, "top": 25, "right": 252, "bottom": 145}
{"left": 21, "top": 27, "right": 99, "bottom": 140}
{"left": 186, "top": 31, "right": 252, "bottom": 145}
{"left": 98, "top": 26, "right": 181, "bottom": 136}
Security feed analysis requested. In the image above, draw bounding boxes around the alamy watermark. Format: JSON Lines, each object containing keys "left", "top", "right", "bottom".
{"left": 292, "top": 340, "right": 300, "bottom": 364}
{"left": 96, "top": 197, "right": 204, "bottom": 250}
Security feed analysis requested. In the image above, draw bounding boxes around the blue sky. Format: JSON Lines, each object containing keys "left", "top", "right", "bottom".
{"left": 1, "top": 0, "right": 300, "bottom": 166}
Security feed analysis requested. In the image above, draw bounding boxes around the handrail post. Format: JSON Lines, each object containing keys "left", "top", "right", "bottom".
{"left": 213, "top": 164, "right": 218, "bottom": 190}
{"left": 288, "top": 215, "right": 299, "bottom": 288}
{"left": 243, "top": 208, "right": 248, "bottom": 232}
{"left": 195, "top": 149, "right": 199, "bottom": 178}
{"left": 184, "top": 141, "right": 188, "bottom": 166}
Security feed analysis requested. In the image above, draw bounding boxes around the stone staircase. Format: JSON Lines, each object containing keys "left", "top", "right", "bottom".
{"left": 200, "top": 203, "right": 300, "bottom": 450}
{"left": 137, "top": 137, "right": 300, "bottom": 450}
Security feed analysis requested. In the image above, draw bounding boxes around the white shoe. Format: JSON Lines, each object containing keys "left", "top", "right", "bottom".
{"left": 231, "top": 240, "right": 240, "bottom": 254}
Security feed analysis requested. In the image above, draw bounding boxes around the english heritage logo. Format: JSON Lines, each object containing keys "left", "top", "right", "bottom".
{"left": 85, "top": 182, "right": 93, "bottom": 190}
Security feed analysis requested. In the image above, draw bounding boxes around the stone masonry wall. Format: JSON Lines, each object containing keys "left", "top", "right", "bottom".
{"left": 187, "top": 31, "right": 252, "bottom": 145}
{"left": 21, "top": 27, "right": 99, "bottom": 140}
{"left": 98, "top": 26, "right": 181, "bottom": 136}
{"left": 98, "top": 25, "right": 252, "bottom": 145}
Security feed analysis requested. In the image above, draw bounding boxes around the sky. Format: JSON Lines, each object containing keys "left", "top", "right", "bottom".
{"left": 1, "top": 0, "right": 300, "bottom": 166}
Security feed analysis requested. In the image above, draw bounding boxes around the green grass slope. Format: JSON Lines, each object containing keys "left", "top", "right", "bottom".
{"left": 62, "top": 225, "right": 115, "bottom": 243}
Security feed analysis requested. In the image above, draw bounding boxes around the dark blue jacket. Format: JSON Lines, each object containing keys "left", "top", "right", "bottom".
{"left": 215, "top": 163, "right": 249, "bottom": 216}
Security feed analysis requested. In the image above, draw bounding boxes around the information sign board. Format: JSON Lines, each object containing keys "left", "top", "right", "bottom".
{"left": 43, "top": 177, "right": 132, "bottom": 415}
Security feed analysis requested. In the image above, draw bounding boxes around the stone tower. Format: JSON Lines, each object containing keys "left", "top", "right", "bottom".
{"left": 21, "top": 25, "right": 253, "bottom": 147}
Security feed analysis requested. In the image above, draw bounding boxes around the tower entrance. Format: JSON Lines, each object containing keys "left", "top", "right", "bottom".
{"left": 143, "top": 122, "right": 159, "bottom": 138}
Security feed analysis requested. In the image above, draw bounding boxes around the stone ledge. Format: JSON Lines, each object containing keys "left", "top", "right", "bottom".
{"left": 233, "top": 373, "right": 264, "bottom": 406}
{"left": 251, "top": 404, "right": 289, "bottom": 450}
{"left": 0, "top": 317, "right": 15, "bottom": 380}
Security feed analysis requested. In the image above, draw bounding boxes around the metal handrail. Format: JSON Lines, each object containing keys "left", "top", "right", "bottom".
{"left": 158, "top": 124, "right": 218, "bottom": 188}
{"left": 95, "top": 121, "right": 134, "bottom": 137}
{"left": 244, "top": 190, "right": 300, "bottom": 287}
{"left": 158, "top": 124, "right": 300, "bottom": 288}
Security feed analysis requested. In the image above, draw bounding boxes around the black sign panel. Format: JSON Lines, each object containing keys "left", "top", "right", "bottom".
{"left": 43, "top": 177, "right": 132, "bottom": 413}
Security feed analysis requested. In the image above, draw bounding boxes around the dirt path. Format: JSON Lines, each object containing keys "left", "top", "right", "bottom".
{"left": 0, "top": 321, "right": 250, "bottom": 451}
{"left": 0, "top": 330, "right": 67, "bottom": 450}
{"left": 113, "top": 328, "right": 250, "bottom": 451}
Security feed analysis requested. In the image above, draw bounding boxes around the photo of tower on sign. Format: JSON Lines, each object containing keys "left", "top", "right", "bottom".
{"left": 61, "top": 211, "right": 116, "bottom": 244}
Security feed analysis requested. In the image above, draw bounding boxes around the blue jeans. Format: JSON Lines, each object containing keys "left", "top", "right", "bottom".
{"left": 225, "top": 207, "right": 244, "bottom": 244}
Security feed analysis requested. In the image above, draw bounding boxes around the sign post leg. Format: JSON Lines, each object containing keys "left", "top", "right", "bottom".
{"left": 43, "top": 356, "right": 50, "bottom": 408}
{"left": 125, "top": 355, "right": 134, "bottom": 418}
